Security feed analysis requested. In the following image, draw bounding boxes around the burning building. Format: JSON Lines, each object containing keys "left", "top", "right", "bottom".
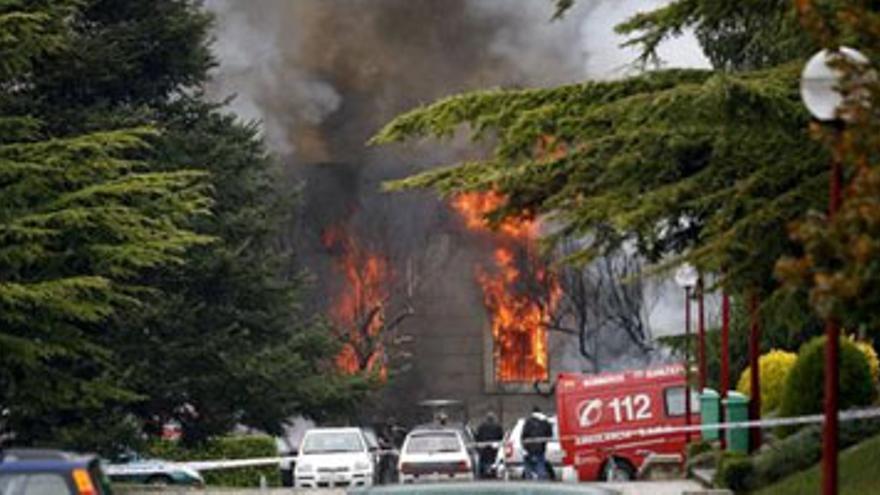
{"left": 205, "top": 0, "right": 661, "bottom": 426}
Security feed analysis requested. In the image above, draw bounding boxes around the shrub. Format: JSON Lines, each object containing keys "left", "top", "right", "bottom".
{"left": 778, "top": 336, "right": 876, "bottom": 435}
{"left": 850, "top": 337, "right": 880, "bottom": 384}
{"left": 714, "top": 452, "right": 755, "bottom": 492}
{"left": 751, "top": 425, "right": 822, "bottom": 487}
{"left": 736, "top": 349, "right": 797, "bottom": 414}
{"left": 686, "top": 440, "right": 713, "bottom": 459}
{"left": 147, "top": 435, "right": 280, "bottom": 487}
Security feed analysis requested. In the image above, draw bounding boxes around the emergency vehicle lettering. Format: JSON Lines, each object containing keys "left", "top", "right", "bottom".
{"left": 645, "top": 365, "right": 684, "bottom": 379}
{"left": 581, "top": 373, "right": 626, "bottom": 388}
{"left": 577, "top": 399, "right": 603, "bottom": 427}
{"left": 608, "top": 394, "right": 652, "bottom": 423}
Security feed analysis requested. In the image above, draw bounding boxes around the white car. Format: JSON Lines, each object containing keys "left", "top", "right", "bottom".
{"left": 496, "top": 415, "right": 577, "bottom": 482}
{"left": 294, "top": 427, "right": 375, "bottom": 489}
{"left": 398, "top": 428, "right": 475, "bottom": 484}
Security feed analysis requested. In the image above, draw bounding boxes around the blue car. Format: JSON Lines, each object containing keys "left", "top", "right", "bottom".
{"left": 0, "top": 449, "right": 112, "bottom": 495}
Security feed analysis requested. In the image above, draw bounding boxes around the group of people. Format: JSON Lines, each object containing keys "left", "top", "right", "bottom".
{"left": 475, "top": 406, "right": 555, "bottom": 481}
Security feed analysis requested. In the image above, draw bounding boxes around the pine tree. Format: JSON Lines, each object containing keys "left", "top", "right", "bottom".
{"left": 0, "top": 2, "right": 212, "bottom": 445}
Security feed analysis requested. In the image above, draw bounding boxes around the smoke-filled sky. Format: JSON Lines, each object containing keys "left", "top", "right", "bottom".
{"left": 205, "top": 0, "right": 708, "bottom": 158}
{"left": 203, "top": 0, "right": 714, "bottom": 339}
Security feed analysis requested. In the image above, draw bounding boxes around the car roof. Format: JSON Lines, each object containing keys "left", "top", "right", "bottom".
{"left": 0, "top": 449, "right": 95, "bottom": 473}
{"left": 407, "top": 428, "right": 462, "bottom": 436}
{"left": 304, "top": 427, "right": 363, "bottom": 434}
{"left": 348, "top": 481, "right": 616, "bottom": 494}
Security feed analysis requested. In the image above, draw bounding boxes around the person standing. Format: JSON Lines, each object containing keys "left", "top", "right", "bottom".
{"left": 520, "top": 406, "right": 553, "bottom": 480}
{"left": 475, "top": 411, "right": 504, "bottom": 479}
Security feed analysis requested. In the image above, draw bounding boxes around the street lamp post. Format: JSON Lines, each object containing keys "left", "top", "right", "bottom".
{"left": 675, "top": 263, "right": 699, "bottom": 444}
{"left": 697, "top": 277, "right": 706, "bottom": 391}
{"left": 800, "top": 46, "right": 868, "bottom": 495}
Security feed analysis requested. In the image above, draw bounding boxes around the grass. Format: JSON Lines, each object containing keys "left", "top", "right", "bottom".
{"left": 754, "top": 432, "right": 880, "bottom": 495}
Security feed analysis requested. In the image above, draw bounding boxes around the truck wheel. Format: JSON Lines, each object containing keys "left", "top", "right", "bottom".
{"left": 602, "top": 457, "right": 635, "bottom": 482}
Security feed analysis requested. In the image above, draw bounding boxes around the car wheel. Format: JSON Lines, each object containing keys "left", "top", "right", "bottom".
{"left": 602, "top": 458, "right": 635, "bottom": 482}
{"left": 146, "top": 475, "right": 173, "bottom": 486}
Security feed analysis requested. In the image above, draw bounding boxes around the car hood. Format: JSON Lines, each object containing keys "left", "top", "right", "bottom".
{"left": 400, "top": 451, "right": 468, "bottom": 464}
{"left": 297, "top": 452, "right": 370, "bottom": 468}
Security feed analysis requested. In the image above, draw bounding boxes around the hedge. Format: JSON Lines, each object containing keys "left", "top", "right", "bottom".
{"left": 778, "top": 336, "right": 876, "bottom": 436}
{"left": 147, "top": 435, "right": 280, "bottom": 487}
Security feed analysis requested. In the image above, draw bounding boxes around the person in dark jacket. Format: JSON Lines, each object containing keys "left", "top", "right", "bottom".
{"left": 520, "top": 406, "right": 553, "bottom": 480}
{"left": 475, "top": 412, "right": 504, "bottom": 478}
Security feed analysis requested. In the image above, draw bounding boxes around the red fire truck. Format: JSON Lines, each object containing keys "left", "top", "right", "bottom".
{"left": 555, "top": 364, "right": 700, "bottom": 481}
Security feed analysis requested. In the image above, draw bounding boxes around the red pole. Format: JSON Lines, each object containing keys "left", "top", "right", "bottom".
{"left": 684, "top": 286, "right": 692, "bottom": 444}
{"left": 720, "top": 290, "right": 730, "bottom": 450}
{"left": 698, "top": 278, "right": 707, "bottom": 391}
{"left": 749, "top": 291, "right": 762, "bottom": 451}
{"left": 823, "top": 144, "right": 843, "bottom": 495}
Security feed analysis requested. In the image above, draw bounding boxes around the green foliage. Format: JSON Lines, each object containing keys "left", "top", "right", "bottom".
{"left": 779, "top": 336, "right": 876, "bottom": 435}
{"left": 147, "top": 436, "right": 280, "bottom": 487}
{"left": 1, "top": 0, "right": 366, "bottom": 450}
{"left": 375, "top": 63, "right": 825, "bottom": 294}
{"left": 112, "top": 98, "right": 370, "bottom": 444}
{"left": 736, "top": 349, "right": 797, "bottom": 414}
{"left": 615, "top": 0, "right": 812, "bottom": 70}
{"left": 776, "top": 3, "right": 880, "bottom": 337}
{"left": 0, "top": 125, "right": 213, "bottom": 444}
{"left": 714, "top": 451, "right": 755, "bottom": 491}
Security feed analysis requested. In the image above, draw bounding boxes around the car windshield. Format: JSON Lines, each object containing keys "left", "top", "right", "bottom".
{"left": 301, "top": 431, "right": 364, "bottom": 454}
{"left": 0, "top": 473, "right": 73, "bottom": 495}
{"left": 405, "top": 432, "right": 462, "bottom": 454}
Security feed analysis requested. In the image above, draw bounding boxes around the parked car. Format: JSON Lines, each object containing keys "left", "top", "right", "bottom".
{"left": 103, "top": 452, "right": 204, "bottom": 486}
{"left": 0, "top": 449, "right": 113, "bottom": 495}
{"left": 495, "top": 416, "right": 576, "bottom": 482}
{"left": 293, "top": 427, "right": 375, "bottom": 489}
{"left": 556, "top": 364, "right": 701, "bottom": 481}
{"left": 397, "top": 427, "right": 475, "bottom": 484}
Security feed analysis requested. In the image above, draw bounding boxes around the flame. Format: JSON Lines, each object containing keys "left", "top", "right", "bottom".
{"left": 322, "top": 225, "right": 389, "bottom": 378}
{"left": 451, "top": 191, "right": 560, "bottom": 383}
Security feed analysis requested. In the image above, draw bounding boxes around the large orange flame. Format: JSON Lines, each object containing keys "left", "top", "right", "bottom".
{"left": 322, "top": 225, "right": 388, "bottom": 377}
{"left": 451, "top": 191, "right": 560, "bottom": 382}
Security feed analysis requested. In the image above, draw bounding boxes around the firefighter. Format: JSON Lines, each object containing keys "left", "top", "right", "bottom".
{"left": 520, "top": 406, "right": 554, "bottom": 480}
{"left": 475, "top": 411, "right": 503, "bottom": 478}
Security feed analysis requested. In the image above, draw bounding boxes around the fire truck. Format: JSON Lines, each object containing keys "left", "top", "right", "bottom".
{"left": 555, "top": 364, "right": 700, "bottom": 481}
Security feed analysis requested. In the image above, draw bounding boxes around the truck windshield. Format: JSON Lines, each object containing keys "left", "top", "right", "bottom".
{"left": 664, "top": 387, "right": 701, "bottom": 416}
{"left": 405, "top": 432, "right": 462, "bottom": 454}
{"left": 301, "top": 432, "right": 364, "bottom": 454}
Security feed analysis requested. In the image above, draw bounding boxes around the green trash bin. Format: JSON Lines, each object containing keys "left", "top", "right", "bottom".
{"left": 700, "top": 389, "right": 721, "bottom": 441}
{"left": 723, "top": 391, "right": 750, "bottom": 453}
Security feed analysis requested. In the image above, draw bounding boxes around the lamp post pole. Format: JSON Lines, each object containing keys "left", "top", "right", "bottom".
{"left": 822, "top": 130, "right": 843, "bottom": 495}
{"left": 800, "top": 47, "right": 868, "bottom": 495}
{"left": 748, "top": 291, "right": 762, "bottom": 451}
{"left": 698, "top": 277, "right": 706, "bottom": 391}
{"left": 684, "top": 285, "right": 692, "bottom": 444}
{"left": 675, "top": 263, "right": 698, "bottom": 446}
{"left": 720, "top": 290, "right": 730, "bottom": 450}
